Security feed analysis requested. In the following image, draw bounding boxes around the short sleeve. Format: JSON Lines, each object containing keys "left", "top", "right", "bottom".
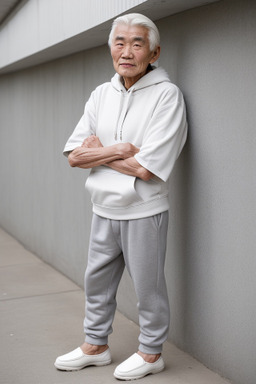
{"left": 63, "top": 91, "right": 97, "bottom": 157}
{"left": 134, "top": 85, "right": 187, "bottom": 182}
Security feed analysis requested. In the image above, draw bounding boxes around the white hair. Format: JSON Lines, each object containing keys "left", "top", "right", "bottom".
{"left": 108, "top": 13, "right": 160, "bottom": 51}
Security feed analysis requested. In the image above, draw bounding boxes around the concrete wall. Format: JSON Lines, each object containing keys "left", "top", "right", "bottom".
{"left": 0, "top": 1, "right": 255, "bottom": 384}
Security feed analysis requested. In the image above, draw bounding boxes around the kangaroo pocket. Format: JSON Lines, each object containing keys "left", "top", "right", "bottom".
{"left": 134, "top": 177, "right": 166, "bottom": 201}
{"left": 85, "top": 167, "right": 141, "bottom": 208}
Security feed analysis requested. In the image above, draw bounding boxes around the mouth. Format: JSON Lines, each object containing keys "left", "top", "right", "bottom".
{"left": 119, "top": 63, "right": 135, "bottom": 68}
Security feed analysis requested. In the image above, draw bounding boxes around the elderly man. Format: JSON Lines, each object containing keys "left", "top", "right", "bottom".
{"left": 55, "top": 13, "right": 187, "bottom": 380}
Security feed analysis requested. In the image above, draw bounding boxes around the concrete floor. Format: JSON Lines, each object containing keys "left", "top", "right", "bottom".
{"left": 0, "top": 227, "right": 232, "bottom": 384}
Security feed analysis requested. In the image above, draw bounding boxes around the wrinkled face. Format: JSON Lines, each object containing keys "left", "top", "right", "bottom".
{"left": 110, "top": 24, "right": 160, "bottom": 89}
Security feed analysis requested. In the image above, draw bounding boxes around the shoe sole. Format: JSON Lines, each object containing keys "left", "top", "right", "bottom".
{"left": 114, "top": 365, "right": 164, "bottom": 380}
{"left": 54, "top": 359, "right": 112, "bottom": 371}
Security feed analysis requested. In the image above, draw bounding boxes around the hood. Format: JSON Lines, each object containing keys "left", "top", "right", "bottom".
{"left": 110, "top": 66, "right": 171, "bottom": 92}
{"left": 110, "top": 67, "right": 171, "bottom": 141}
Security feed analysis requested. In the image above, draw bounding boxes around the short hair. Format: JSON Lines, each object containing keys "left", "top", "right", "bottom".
{"left": 108, "top": 13, "right": 160, "bottom": 51}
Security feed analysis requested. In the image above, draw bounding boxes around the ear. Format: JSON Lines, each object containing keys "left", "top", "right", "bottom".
{"left": 150, "top": 46, "right": 161, "bottom": 64}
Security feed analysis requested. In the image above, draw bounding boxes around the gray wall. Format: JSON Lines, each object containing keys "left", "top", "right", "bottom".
{"left": 0, "top": 1, "right": 255, "bottom": 383}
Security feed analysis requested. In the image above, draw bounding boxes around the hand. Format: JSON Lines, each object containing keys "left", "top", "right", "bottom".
{"left": 118, "top": 142, "right": 140, "bottom": 159}
{"left": 82, "top": 135, "right": 103, "bottom": 148}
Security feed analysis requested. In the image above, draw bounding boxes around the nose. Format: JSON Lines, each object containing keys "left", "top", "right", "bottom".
{"left": 121, "top": 44, "right": 133, "bottom": 58}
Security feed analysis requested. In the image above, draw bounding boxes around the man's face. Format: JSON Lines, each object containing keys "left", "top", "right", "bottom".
{"left": 110, "top": 24, "right": 160, "bottom": 89}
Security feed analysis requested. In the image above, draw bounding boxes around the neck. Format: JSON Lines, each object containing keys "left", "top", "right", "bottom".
{"left": 122, "top": 65, "right": 153, "bottom": 89}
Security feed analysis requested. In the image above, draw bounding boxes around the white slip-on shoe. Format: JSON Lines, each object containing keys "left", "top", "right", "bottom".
{"left": 114, "top": 353, "right": 165, "bottom": 380}
{"left": 54, "top": 347, "right": 111, "bottom": 371}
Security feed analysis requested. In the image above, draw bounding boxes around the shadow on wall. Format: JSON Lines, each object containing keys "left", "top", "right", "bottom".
{"left": 165, "top": 126, "right": 192, "bottom": 345}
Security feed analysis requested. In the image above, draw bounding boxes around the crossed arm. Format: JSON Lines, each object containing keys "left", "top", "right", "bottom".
{"left": 68, "top": 135, "right": 153, "bottom": 181}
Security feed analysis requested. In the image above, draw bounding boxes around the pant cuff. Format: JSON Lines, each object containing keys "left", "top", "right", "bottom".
{"left": 139, "top": 343, "right": 163, "bottom": 354}
{"left": 85, "top": 335, "right": 108, "bottom": 346}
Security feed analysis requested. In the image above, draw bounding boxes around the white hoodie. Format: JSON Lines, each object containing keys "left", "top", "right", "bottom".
{"left": 63, "top": 67, "right": 187, "bottom": 220}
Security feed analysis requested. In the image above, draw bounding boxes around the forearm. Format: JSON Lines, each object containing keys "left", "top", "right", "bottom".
{"left": 68, "top": 137, "right": 140, "bottom": 169}
{"left": 106, "top": 157, "right": 153, "bottom": 181}
{"left": 68, "top": 144, "right": 123, "bottom": 169}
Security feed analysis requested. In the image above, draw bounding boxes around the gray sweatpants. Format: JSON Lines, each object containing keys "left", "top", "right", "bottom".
{"left": 83, "top": 212, "right": 170, "bottom": 354}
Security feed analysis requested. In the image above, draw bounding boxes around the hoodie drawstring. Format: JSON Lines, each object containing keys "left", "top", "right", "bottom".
{"left": 114, "top": 90, "right": 124, "bottom": 141}
{"left": 114, "top": 88, "right": 134, "bottom": 141}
